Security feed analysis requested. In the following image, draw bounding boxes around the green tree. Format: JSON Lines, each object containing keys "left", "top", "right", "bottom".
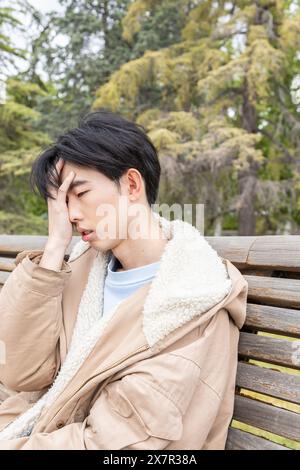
{"left": 93, "top": 0, "right": 300, "bottom": 235}
{"left": 0, "top": 3, "right": 26, "bottom": 82}
{"left": 20, "top": 0, "right": 133, "bottom": 137}
{"left": 21, "top": 0, "right": 187, "bottom": 138}
{"left": 0, "top": 77, "right": 50, "bottom": 234}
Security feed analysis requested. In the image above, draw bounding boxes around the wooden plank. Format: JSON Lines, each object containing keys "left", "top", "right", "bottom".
{"left": 247, "top": 236, "right": 300, "bottom": 272}
{"left": 0, "top": 234, "right": 299, "bottom": 270}
{"left": 207, "top": 235, "right": 300, "bottom": 272}
{"left": 0, "top": 235, "right": 80, "bottom": 257}
{"left": 236, "top": 362, "right": 300, "bottom": 405}
{"left": 0, "top": 235, "right": 47, "bottom": 256}
{"left": 238, "top": 332, "right": 300, "bottom": 370}
{"left": 233, "top": 394, "right": 300, "bottom": 442}
{"left": 245, "top": 275, "right": 300, "bottom": 308}
{"left": 245, "top": 303, "right": 300, "bottom": 338}
{"left": 0, "top": 257, "right": 15, "bottom": 272}
{"left": 226, "top": 427, "right": 289, "bottom": 450}
{"left": 206, "top": 236, "right": 255, "bottom": 267}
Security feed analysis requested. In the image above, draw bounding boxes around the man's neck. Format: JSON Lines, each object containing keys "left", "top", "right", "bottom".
{"left": 112, "top": 215, "right": 169, "bottom": 271}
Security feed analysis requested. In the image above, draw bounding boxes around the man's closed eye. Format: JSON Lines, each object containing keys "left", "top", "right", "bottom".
{"left": 77, "top": 191, "right": 89, "bottom": 198}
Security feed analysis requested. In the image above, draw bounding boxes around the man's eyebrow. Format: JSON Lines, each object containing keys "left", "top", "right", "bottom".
{"left": 68, "top": 179, "right": 90, "bottom": 191}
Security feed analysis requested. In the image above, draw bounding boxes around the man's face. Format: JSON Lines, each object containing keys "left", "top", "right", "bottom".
{"left": 60, "top": 162, "right": 130, "bottom": 251}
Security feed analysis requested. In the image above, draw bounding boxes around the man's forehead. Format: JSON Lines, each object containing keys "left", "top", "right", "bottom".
{"left": 68, "top": 179, "right": 90, "bottom": 191}
{"left": 61, "top": 162, "right": 88, "bottom": 180}
{"left": 59, "top": 165, "right": 89, "bottom": 189}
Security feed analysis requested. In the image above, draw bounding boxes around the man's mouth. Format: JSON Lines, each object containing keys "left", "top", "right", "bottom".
{"left": 81, "top": 230, "right": 95, "bottom": 241}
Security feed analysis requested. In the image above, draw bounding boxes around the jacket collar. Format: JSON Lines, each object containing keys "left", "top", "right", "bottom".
{"left": 68, "top": 212, "right": 232, "bottom": 348}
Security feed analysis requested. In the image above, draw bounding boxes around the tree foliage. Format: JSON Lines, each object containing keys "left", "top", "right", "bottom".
{"left": 0, "top": 0, "right": 299, "bottom": 235}
{"left": 93, "top": 0, "right": 300, "bottom": 234}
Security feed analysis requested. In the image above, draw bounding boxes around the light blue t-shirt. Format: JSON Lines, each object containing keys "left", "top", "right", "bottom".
{"left": 103, "top": 254, "right": 161, "bottom": 317}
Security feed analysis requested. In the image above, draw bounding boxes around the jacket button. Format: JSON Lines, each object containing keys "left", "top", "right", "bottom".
{"left": 56, "top": 420, "right": 65, "bottom": 429}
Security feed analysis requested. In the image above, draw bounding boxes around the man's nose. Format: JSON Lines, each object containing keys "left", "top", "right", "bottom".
{"left": 68, "top": 201, "right": 83, "bottom": 223}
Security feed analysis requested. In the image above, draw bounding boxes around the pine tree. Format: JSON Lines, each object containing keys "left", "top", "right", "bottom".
{"left": 93, "top": 0, "right": 300, "bottom": 235}
{"left": 0, "top": 77, "right": 50, "bottom": 234}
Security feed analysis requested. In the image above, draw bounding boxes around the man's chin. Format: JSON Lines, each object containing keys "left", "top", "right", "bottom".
{"left": 89, "top": 236, "right": 117, "bottom": 252}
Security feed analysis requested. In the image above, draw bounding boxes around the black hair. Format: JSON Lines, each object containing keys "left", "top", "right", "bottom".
{"left": 30, "top": 110, "right": 161, "bottom": 206}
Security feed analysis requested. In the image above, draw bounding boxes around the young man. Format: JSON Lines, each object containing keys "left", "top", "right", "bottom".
{"left": 0, "top": 111, "right": 248, "bottom": 450}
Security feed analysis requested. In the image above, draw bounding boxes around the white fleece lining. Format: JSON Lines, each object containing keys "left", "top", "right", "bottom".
{"left": 0, "top": 213, "right": 231, "bottom": 440}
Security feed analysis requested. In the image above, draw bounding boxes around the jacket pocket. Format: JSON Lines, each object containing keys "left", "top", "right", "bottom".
{"left": 110, "top": 374, "right": 184, "bottom": 441}
{"left": 85, "top": 375, "right": 184, "bottom": 450}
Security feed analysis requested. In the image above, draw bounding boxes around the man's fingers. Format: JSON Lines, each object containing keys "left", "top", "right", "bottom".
{"left": 56, "top": 171, "right": 75, "bottom": 202}
{"left": 47, "top": 159, "right": 65, "bottom": 200}
{"left": 59, "top": 171, "right": 75, "bottom": 190}
{"left": 55, "top": 158, "right": 64, "bottom": 175}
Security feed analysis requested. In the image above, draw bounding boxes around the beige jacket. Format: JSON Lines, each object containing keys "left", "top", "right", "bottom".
{"left": 0, "top": 215, "right": 248, "bottom": 449}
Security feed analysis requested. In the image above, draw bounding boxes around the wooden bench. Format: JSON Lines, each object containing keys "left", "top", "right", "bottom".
{"left": 0, "top": 234, "right": 299, "bottom": 450}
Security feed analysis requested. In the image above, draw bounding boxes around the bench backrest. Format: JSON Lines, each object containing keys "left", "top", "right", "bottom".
{"left": 0, "top": 234, "right": 299, "bottom": 450}
{"left": 207, "top": 235, "right": 300, "bottom": 450}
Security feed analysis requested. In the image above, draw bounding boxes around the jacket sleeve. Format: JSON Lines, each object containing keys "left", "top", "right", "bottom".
{"left": 0, "top": 352, "right": 202, "bottom": 450}
{"left": 0, "top": 250, "right": 71, "bottom": 392}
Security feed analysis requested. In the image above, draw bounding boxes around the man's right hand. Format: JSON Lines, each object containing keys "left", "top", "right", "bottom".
{"left": 46, "top": 158, "right": 76, "bottom": 250}
{"left": 39, "top": 158, "right": 76, "bottom": 271}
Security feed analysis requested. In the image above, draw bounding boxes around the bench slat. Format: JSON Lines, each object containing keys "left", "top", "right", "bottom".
{"left": 1, "top": 234, "right": 300, "bottom": 271}
{"left": 233, "top": 394, "right": 300, "bottom": 441}
{"left": 247, "top": 236, "right": 300, "bottom": 272}
{"left": 0, "top": 257, "right": 15, "bottom": 272}
{"left": 225, "top": 427, "right": 289, "bottom": 450}
{"left": 238, "top": 332, "right": 300, "bottom": 369}
{"left": 0, "top": 235, "right": 80, "bottom": 257}
{"left": 245, "top": 275, "right": 300, "bottom": 308}
{"left": 244, "top": 303, "right": 300, "bottom": 338}
{"left": 206, "top": 236, "right": 255, "bottom": 267}
{"left": 207, "top": 235, "right": 300, "bottom": 271}
{"left": 0, "top": 235, "right": 48, "bottom": 256}
{"left": 236, "top": 362, "right": 300, "bottom": 405}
